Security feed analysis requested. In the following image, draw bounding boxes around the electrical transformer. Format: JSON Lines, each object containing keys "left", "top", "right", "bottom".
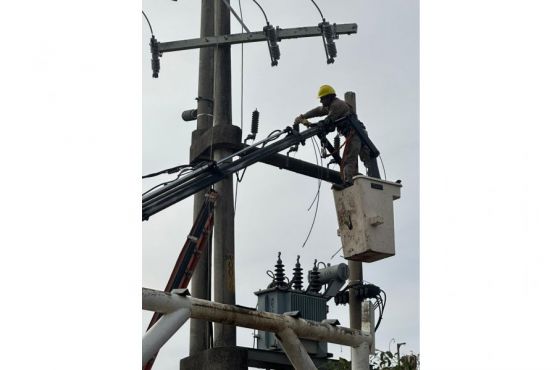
{"left": 253, "top": 254, "right": 349, "bottom": 358}
{"left": 254, "top": 287, "right": 329, "bottom": 357}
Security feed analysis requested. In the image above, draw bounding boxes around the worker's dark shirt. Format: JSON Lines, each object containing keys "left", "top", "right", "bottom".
{"left": 302, "top": 97, "right": 352, "bottom": 121}
{"left": 302, "top": 97, "right": 354, "bottom": 135}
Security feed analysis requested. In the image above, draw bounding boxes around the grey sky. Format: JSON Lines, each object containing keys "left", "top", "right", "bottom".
{"left": 142, "top": 0, "right": 419, "bottom": 368}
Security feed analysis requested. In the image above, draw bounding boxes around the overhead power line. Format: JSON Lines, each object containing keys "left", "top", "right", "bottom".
{"left": 142, "top": 10, "right": 154, "bottom": 35}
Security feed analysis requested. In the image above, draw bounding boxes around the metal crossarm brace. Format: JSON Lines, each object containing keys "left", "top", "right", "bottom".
{"left": 221, "top": 0, "right": 250, "bottom": 33}
{"left": 157, "top": 23, "right": 357, "bottom": 53}
{"left": 142, "top": 122, "right": 336, "bottom": 220}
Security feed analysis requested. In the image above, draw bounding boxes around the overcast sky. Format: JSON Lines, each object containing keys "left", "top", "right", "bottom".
{"left": 142, "top": 0, "right": 419, "bottom": 368}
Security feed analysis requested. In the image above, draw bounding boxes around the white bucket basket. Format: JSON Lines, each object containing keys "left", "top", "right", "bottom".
{"left": 333, "top": 176, "right": 401, "bottom": 262}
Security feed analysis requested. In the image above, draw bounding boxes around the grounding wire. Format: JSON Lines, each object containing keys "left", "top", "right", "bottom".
{"left": 300, "top": 137, "right": 322, "bottom": 248}
{"left": 142, "top": 10, "right": 154, "bottom": 35}
{"left": 309, "top": 0, "right": 325, "bottom": 20}
{"left": 252, "top": 0, "right": 269, "bottom": 24}
{"left": 379, "top": 154, "right": 387, "bottom": 180}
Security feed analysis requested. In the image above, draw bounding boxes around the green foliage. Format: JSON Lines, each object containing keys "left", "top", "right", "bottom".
{"left": 319, "top": 350, "right": 419, "bottom": 370}
{"left": 370, "top": 350, "right": 419, "bottom": 370}
{"left": 322, "top": 357, "right": 351, "bottom": 370}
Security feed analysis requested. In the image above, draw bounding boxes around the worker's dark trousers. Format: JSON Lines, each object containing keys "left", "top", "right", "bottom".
{"left": 342, "top": 132, "right": 378, "bottom": 183}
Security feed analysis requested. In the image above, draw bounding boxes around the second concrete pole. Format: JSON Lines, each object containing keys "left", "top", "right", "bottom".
{"left": 212, "top": 0, "right": 236, "bottom": 348}
{"left": 189, "top": 0, "right": 215, "bottom": 355}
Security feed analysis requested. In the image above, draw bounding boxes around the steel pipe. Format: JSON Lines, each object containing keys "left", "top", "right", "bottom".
{"left": 142, "top": 307, "right": 191, "bottom": 367}
{"left": 143, "top": 288, "right": 372, "bottom": 348}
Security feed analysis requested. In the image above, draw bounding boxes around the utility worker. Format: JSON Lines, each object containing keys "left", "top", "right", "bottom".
{"left": 294, "top": 84, "right": 379, "bottom": 186}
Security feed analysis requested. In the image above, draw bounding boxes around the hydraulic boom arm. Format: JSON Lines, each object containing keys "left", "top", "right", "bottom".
{"left": 142, "top": 120, "right": 339, "bottom": 221}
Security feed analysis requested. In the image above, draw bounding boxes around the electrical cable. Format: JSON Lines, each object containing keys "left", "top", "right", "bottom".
{"left": 300, "top": 137, "right": 322, "bottom": 248}
{"left": 234, "top": 181, "right": 239, "bottom": 215}
{"left": 309, "top": 137, "right": 322, "bottom": 208}
{"left": 330, "top": 246, "right": 343, "bottom": 260}
{"left": 142, "top": 10, "right": 154, "bottom": 35}
{"left": 252, "top": 0, "right": 269, "bottom": 24}
{"left": 268, "top": 129, "right": 283, "bottom": 138}
{"left": 144, "top": 127, "right": 291, "bottom": 201}
{"left": 143, "top": 182, "right": 167, "bottom": 196}
{"left": 261, "top": 129, "right": 283, "bottom": 148}
{"left": 309, "top": 0, "right": 325, "bottom": 20}
{"left": 236, "top": 168, "right": 248, "bottom": 183}
{"left": 374, "top": 297, "right": 383, "bottom": 331}
{"left": 142, "top": 164, "right": 191, "bottom": 179}
{"left": 306, "top": 137, "right": 323, "bottom": 211}
{"left": 379, "top": 154, "right": 387, "bottom": 180}
{"left": 177, "top": 167, "right": 196, "bottom": 178}
{"left": 234, "top": 168, "right": 247, "bottom": 215}
{"left": 374, "top": 289, "right": 387, "bottom": 331}
{"left": 143, "top": 164, "right": 198, "bottom": 195}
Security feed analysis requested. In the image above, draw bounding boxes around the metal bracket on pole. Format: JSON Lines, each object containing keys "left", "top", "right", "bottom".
{"left": 157, "top": 23, "right": 357, "bottom": 53}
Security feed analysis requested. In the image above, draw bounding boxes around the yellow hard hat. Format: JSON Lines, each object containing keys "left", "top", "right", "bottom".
{"left": 317, "top": 84, "right": 336, "bottom": 98}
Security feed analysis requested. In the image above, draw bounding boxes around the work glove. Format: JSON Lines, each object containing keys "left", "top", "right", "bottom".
{"left": 294, "top": 114, "right": 310, "bottom": 127}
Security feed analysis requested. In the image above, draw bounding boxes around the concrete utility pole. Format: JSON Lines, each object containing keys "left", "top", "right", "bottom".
{"left": 345, "top": 91, "right": 367, "bottom": 370}
{"left": 189, "top": 0, "right": 215, "bottom": 355}
{"left": 344, "top": 92, "right": 364, "bottom": 334}
{"left": 212, "top": 0, "right": 236, "bottom": 348}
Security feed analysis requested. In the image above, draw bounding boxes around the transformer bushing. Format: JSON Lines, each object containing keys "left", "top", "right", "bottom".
{"left": 308, "top": 260, "right": 322, "bottom": 293}
{"left": 273, "top": 252, "right": 288, "bottom": 288}
{"left": 291, "top": 255, "right": 303, "bottom": 291}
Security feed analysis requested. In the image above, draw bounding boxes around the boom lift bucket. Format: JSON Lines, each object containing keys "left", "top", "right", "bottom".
{"left": 333, "top": 176, "right": 401, "bottom": 262}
